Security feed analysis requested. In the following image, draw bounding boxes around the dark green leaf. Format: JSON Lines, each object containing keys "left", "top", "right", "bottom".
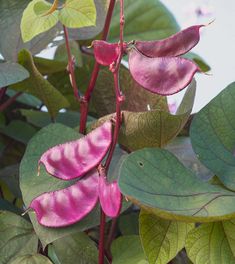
{"left": 34, "top": 57, "right": 67, "bottom": 75}
{"left": 190, "top": 82, "right": 235, "bottom": 190}
{"left": 118, "top": 148, "right": 235, "bottom": 222}
{"left": 0, "top": 199, "right": 22, "bottom": 214}
{"left": 119, "top": 212, "right": 139, "bottom": 235}
{"left": 10, "top": 254, "right": 53, "bottom": 264}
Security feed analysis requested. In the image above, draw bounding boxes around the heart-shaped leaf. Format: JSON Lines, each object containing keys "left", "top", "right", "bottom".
{"left": 128, "top": 48, "right": 199, "bottom": 95}
{"left": 190, "top": 82, "right": 235, "bottom": 191}
{"left": 21, "top": 0, "right": 59, "bottom": 42}
{"left": 39, "top": 121, "right": 112, "bottom": 180}
{"left": 140, "top": 210, "right": 193, "bottom": 264}
{"left": 186, "top": 221, "right": 235, "bottom": 264}
{"left": 0, "top": 62, "right": 29, "bottom": 88}
{"left": 10, "top": 254, "right": 53, "bottom": 264}
{"left": 134, "top": 25, "right": 203, "bottom": 58}
{"left": 98, "top": 173, "right": 121, "bottom": 218}
{"left": 30, "top": 170, "right": 99, "bottom": 227}
{"left": 11, "top": 50, "right": 69, "bottom": 119}
{"left": 59, "top": 0, "right": 96, "bottom": 28}
{"left": 118, "top": 148, "right": 235, "bottom": 222}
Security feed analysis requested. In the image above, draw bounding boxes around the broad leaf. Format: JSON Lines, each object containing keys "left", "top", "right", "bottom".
{"left": 0, "top": 211, "right": 38, "bottom": 263}
{"left": 53, "top": 232, "right": 98, "bottom": 264}
{"left": 186, "top": 222, "right": 235, "bottom": 264}
{"left": 118, "top": 148, "right": 235, "bottom": 222}
{"left": 0, "top": 0, "right": 58, "bottom": 61}
{"left": 12, "top": 50, "right": 69, "bottom": 119}
{"left": 34, "top": 56, "right": 67, "bottom": 75}
{"left": 10, "top": 254, "right": 53, "bottom": 264}
{"left": 109, "top": 0, "right": 179, "bottom": 42}
{"left": 119, "top": 212, "right": 139, "bottom": 235}
{"left": 0, "top": 62, "right": 29, "bottom": 88}
{"left": 59, "top": 0, "right": 96, "bottom": 28}
{"left": 190, "top": 82, "right": 235, "bottom": 191}
{"left": 140, "top": 210, "right": 193, "bottom": 264}
{"left": 21, "top": 0, "right": 59, "bottom": 42}
{"left": 111, "top": 235, "right": 148, "bottom": 264}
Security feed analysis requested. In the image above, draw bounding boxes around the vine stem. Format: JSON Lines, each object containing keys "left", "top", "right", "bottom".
{"left": 98, "top": 208, "right": 106, "bottom": 264}
{"left": 0, "top": 87, "right": 7, "bottom": 101}
{"left": 0, "top": 92, "right": 22, "bottom": 112}
{"left": 79, "top": 0, "right": 116, "bottom": 134}
{"left": 63, "top": 25, "right": 80, "bottom": 101}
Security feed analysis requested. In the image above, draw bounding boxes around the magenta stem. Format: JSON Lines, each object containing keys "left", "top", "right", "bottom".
{"left": 79, "top": 0, "right": 116, "bottom": 134}
{"left": 98, "top": 208, "right": 106, "bottom": 264}
{"left": 0, "top": 92, "right": 22, "bottom": 112}
{"left": 0, "top": 87, "right": 7, "bottom": 101}
{"left": 63, "top": 25, "right": 80, "bottom": 100}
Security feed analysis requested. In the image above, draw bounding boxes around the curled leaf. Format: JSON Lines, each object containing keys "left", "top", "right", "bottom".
{"left": 98, "top": 172, "right": 121, "bottom": 218}
{"left": 93, "top": 40, "right": 119, "bottom": 66}
{"left": 134, "top": 25, "right": 204, "bottom": 58}
{"left": 128, "top": 48, "right": 199, "bottom": 95}
{"left": 39, "top": 121, "right": 112, "bottom": 180}
{"left": 29, "top": 170, "right": 99, "bottom": 227}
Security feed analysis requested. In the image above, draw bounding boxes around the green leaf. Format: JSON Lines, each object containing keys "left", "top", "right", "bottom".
{"left": 48, "top": 245, "right": 61, "bottom": 264}
{"left": 111, "top": 235, "right": 148, "bottom": 264}
{"left": 53, "top": 232, "right": 98, "bottom": 264}
{"left": 140, "top": 210, "right": 193, "bottom": 264}
{"left": 33, "top": 57, "right": 67, "bottom": 75}
{"left": 0, "top": 120, "right": 37, "bottom": 144}
{"left": 109, "top": 0, "right": 179, "bottom": 42}
{"left": 10, "top": 254, "right": 53, "bottom": 264}
{"left": 12, "top": 50, "right": 69, "bottom": 119}
{"left": 165, "top": 137, "right": 213, "bottom": 181}
{"left": 186, "top": 222, "right": 235, "bottom": 264}
{"left": 91, "top": 66, "right": 168, "bottom": 117}
{"left": 0, "top": 0, "right": 59, "bottom": 61}
{"left": 21, "top": 0, "right": 59, "bottom": 42}
{"left": 183, "top": 52, "right": 211, "bottom": 72}
{"left": 190, "top": 82, "right": 235, "bottom": 191}
{"left": 0, "top": 62, "right": 29, "bottom": 88}
{"left": 92, "top": 79, "right": 195, "bottom": 151}
{"left": 118, "top": 148, "right": 235, "bottom": 222}
{"left": 59, "top": 0, "right": 96, "bottom": 28}
{"left": 0, "top": 199, "right": 22, "bottom": 214}
{"left": 20, "top": 124, "right": 101, "bottom": 247}
{"left": 0, "top": 211, "right": 38, "bottom": 263}
{"left": 119, "top": 212, "right": 139, "bottom": 235}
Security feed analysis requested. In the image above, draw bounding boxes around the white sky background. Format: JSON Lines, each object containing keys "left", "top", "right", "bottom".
{"left": 163, "top": 0, "right": 235, "bottom": 112}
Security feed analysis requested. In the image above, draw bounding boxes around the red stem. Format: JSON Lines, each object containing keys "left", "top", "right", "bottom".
{"left": 79, "top": 0, "right": 116, "bottom": 134}
{"left": 0, "top": 87, "right": 7, "bottom": 101}
{"left": 0, "top": 92, "right": 22, "bottom": 112}
{"left": 63, "top": 25, "right": 80, "bottom": 100}
{"left": 98, "top": 208, "right": 106, "bottom": 264}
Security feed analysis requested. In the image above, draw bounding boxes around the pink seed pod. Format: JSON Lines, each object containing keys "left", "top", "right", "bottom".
{"left": 134, "top": 25, "right": 204, "bottom": 58}
{"left": 29, "top": 170, "right": 99, "bottom": 227}
{"left": 128, "top": 48, "right": 200, "bottom": 96}
{"left": 38, "top": 121, "right": 112, "bottom": 180}
{"left": 98, "top": 172, "right": 122, "bottom": 218}
{"left": 93, "top": 40, "right": 119, "bottom": 66}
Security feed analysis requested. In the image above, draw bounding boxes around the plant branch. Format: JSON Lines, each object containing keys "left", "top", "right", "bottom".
{"left": 79, "top": 0, "right": 116, "bottom": 134}
{"left": 0, "top": 92, "right": 22, "bottom": 112}
{"left": 99, "top": 208, "right": 106, "bottom": 264}
{"left": 63, "top": 25, "right": 80, "bottom": 101}
{"left": 0, "top": 87, "right": 7, "bottom": 101}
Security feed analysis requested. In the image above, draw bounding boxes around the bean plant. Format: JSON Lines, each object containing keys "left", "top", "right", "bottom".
{"left": 0, "top": 0, "right": 235, "bottom": 263}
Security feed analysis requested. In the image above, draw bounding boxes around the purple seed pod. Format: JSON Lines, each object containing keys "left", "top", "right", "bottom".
{"left": 29, "top": 170, "right": 99, "bottom": 227}
{"left": 128, "top": 48, "right": 200, "bottom": 95}
{"left": 93, "top": 40, "right": 119, "bottom": 66}
{"left": 134, "top": 25, "right": 204, "bottom": 58}
{"left": 98, "top": 173, "right": 122, "bottom": 218}
{"left": 38, "top": 121, "right": 112, "bottom": 180}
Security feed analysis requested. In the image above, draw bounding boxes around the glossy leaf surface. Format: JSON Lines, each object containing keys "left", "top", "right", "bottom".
{"left": 21, "top": 0, "right": 59, "bottom": 42}
{"left": 12, "top": 50, "right": 69, "bottom": 119}
{"left": 190, "top": 82, "right": 235, "bottom": 191}
{"left": 39, "top": 121, "right": 112, "bottom": 180}
{"left": 128, "top": 48, "right": 199, "bottom": 95}
{"left": 98, "top": 173, "right": 121, "bottom": 218}
{"left": 140, "top": 210, "right": 193, "bottom": 264}
{"left": 59, "top": 0, "right": 96, "bottom": 28}
{"left": 0, "top": 62, "right": 29, "bottom": 88}
{"left": 135, "top": 25, "right": 203, "bottom": 58}
{"left": 93, "top": 40, "right": 119, "bottom": 66}
{"left": 186, "top": 222, "right": 235, "bottom": 264}
{"left": 118, "top": 148, "right": 235, "bottom": 222}
{"left": 30, "top": 170, "right": 99, "bottom": 227}
{"left": 10, "top": 254, "right": 53, "bottom": 264}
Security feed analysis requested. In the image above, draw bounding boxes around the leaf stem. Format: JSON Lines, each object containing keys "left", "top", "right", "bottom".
{"left": 0, "top": 87, "right": 7, "bottom": 101}
{"left": 63, "top": 25, "right": 80, "bottom": 101}
{"left": 79, "top": 0, "right": 116, "bottom": 134}
{"left": 98, "top": 208, "right": 106, "bottom": 264}
{"left": 0, "top": 92, "right": 22, "bottom": 112}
